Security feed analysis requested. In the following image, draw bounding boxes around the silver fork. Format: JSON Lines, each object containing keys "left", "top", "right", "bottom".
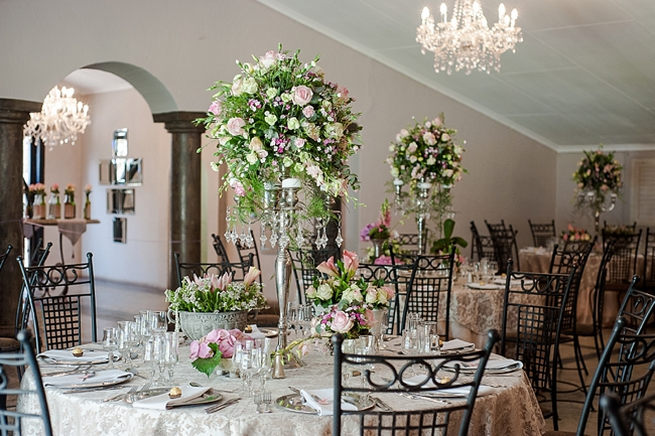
{"left": 205, "top": 398, "right": 240, "bottom": 414}
{"left": 104, "top": 385, "right": 137, "bottom": 403}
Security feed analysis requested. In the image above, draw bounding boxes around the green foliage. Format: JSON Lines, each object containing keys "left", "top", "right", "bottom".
{"left": 191, "top": 343, "right": 223, "bottom": 377}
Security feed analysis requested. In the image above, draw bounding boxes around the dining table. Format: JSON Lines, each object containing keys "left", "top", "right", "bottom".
{"left": 18, "top": 337, "right": 545, "bottom": 435}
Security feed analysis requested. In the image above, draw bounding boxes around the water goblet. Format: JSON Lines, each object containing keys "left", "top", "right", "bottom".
{"left": 162, "top": 331, "right": 179, "bottom": 382}
{"left": 102, "top": 327, "right": 118, "bottom": 368}
{"left": 150, "top": 311, "right": 168, "bottom": 334}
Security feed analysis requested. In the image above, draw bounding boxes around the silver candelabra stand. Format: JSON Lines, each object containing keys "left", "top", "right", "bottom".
{"left": 393, "top": 179, "right": 432, "bottom": 255}
{"left": 577, "top": 190, "right": 617, "bottom": 233}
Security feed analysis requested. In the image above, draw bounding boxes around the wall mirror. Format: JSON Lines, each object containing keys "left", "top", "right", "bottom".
{"left": 107, "top": 189, "right": 135, "bottom": 214}
{"left": 112, "top": 128, "right": 128, "bottom": 157}
{"left": 113, "top": 217, "right": 127, "bottom": 243}
{"left": 99, "top": 158, "right": 143, "bottom": 186}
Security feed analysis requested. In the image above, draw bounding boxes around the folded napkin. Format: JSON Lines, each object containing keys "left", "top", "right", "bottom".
{"left": 38, "top": 349, "right": 109, "bottom": 364}
{"left": 132, "top": 385, "right": 210, "bottom": 410}
{"left": 300, "top": 388, "right": 358, "bottom": 416}
{"left": 43, "top": 369, "right": 131, "bottom": 387}
{"left": 404, "top": 375, "right": 494, "bottom": 397}
{"left": 440, "top": 339, "right": 475, "bottom": 352}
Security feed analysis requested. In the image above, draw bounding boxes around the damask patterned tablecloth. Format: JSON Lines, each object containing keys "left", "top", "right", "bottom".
{"left": 19, "top": 344, "right": 545, "bottom": 436}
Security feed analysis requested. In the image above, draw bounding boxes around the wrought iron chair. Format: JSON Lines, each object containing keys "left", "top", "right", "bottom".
{"left": 547, "top": 237, "right": 596, "bottom": 393}
{"left": 0, "top": 330, "right": 53, "bottom": 436}
{"left": 400, "top": 250, "right": 455, "bottom": 339}
{"left": 3, "top": 243, "right": 53, "bottom": 356}
{"left": 641, "top": 227, "right": 655, "bottom": 292}
{"left": 469, "top": 221, "right": 496, "bottom": 263}
{"left": 528, "top": 219, "right": 556, "bottom": 248}
{"left": 500, "top": 261, "right": 575, "bottom": 431}
{"left": 332, "top": 329, "right": 500, "bottom": 436}
{"left": 0, "top": 245, "right": 11, "bottom": 273}
{"left": 210, "top": 233, "right": 231, "bottom": 266}
{"left": 616, "top": 276, "right": 655, "bottom": 336}
{"left": 16, "top": 252, "right": 98, "bottom": 353}
{"left": 543, "top": 317, "right": 655, "bottom": 436}
{"left": 601, "top": 228, "right": 642, "bottom": 296}
{"left": 289, "top": 246, "right": 341, "bottom": 304}
{"left": 356, "top": 261, "right": 416, "bottom": 335}
{"left": 234, "top": 229, "right": 262, "bottom": 284}
{"left": 397, "top": 232, "right": 428, "bottom": 256}
{"left": 174, "top": 252, "right": 251, "bottom": 288}
{"left": 485, "top": 219, "right": 520, "bottom": 273}
{"left": 601, "top": 391, "right": 655, "bottom": 436}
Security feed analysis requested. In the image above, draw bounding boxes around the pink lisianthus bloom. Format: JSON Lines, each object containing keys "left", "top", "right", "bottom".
{"left": 208, "top": 101, "right": 222, "bottom": 116}
{"left": 317, "top": 256, "right": 339, "bottom": 277}
{"left": 374, "top": 255, "right": 393, "bottom": 265}
{"left": 330, "top": 310, "right": 354, "bottom": 333}
{"left": 229, "top": 179, "right": 246, "bottom": 196}
{"left": 243, "top": 266, "right": 261, "bottom": 286}
{"left": 342, "top": 250, "right": 359, "bottom": 276}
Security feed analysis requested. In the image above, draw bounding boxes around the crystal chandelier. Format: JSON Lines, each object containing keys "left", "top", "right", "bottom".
{"left": 23, "top": 86, "right": 90, "bottom": 148}
{"left": 417, "top": 1, "right": 522, "bottom": 74}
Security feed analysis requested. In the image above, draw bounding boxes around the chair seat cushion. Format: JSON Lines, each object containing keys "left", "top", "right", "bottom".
{"left": 0, "top": 337, "right": 19, "bottom": 352}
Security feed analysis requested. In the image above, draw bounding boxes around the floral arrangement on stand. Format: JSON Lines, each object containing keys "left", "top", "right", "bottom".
{"left": 306, "top": 250, "right": 394, "bottom": 338}
{"left": 573, "top": 149, "right": 622, "bottom": 207}
{"left": 360, "top": 199, "right": 405, "bottom": 264}
{"left": 196, "top": 45, "right": 362, "bottom": 228}
{"left": 165, "top": 267, "right": 266, "bottom": 313}
{"left": 561, "top": 224, "right": 592, "bottom": 242}
{"left": 189, "top": 328, "right": 245, "bottom": 376}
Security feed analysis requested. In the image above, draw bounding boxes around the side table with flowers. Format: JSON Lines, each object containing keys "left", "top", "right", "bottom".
{"left": 165, "top": 267, "right": 266, "bottom": 341}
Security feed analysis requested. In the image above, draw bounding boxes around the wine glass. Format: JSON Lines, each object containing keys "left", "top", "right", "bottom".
{"left": 150, "top": 311, "right": 168, "bottom": 334}
{"left": 162, "top": 331, "right": 179, "bottom": 382}
{"left": 102, "top": 327, "right": 118, "bottom": 368}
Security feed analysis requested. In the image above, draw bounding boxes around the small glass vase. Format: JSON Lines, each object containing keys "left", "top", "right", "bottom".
{"left": 64, "top": 193, "right": 76, "bottom": 219}
{"left": 83, "top": 193, "right": 91, "bottom": 220}
{"left": 47, "top": 193, "right": 61, "bottom": 219}
{"left": 33, "top": 194, "right": 46, "bottom": 219}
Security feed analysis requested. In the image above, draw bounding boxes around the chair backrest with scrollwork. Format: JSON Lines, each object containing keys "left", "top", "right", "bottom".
{"left": 17, "top": 253, "right": 97, "bottom": 353}
{"left": 210, "top": 233, "right": 231, "bottom": 266}
{"left": 485, "top": 220, "right": 520, "bottom": 273}
{"left": 469, "top": 221, "right": 496, "bottom": 263}
{"left": 401, "top": 250, "right": 455, "bottom": 339}
{"left": 174, "top": 252, "right": 246, "bottom": 288}
{"left": 601, "top": 228, "right": 642, "bottom": 291}
{"left": 234, "top": 230, "right": 262, "bottom": 284}
{"left": 332, "top": 329, "right": 500, "bottom": 436}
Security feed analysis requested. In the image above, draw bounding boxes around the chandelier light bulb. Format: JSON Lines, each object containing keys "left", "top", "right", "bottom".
{"left": 416, "top": 0, "right": 523, "bottom": 74}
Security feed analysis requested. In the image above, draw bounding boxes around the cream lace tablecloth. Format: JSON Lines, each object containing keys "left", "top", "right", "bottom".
{"left": 19, "top": 344, "right": 544, "bottom": 436}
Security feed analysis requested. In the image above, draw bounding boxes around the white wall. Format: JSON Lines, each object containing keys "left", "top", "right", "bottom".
{"left": 3, "top": 0, "right": 559, "bottom": 295}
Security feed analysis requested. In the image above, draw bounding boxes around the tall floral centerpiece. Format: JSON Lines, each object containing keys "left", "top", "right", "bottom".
{"left": 573, "top": 148, "right": 622, "bottom": 233}
{"left": 196, "top": 46, "right": 362, "bottom": 356}
{"left": 388, "top": 114, "right": 465, "bottom": 253}
{"left": 165, "top": 267, "right": 265, "bottom": 340}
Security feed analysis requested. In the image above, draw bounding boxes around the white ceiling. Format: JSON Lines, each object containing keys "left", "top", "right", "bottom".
{"left": 257, "top": 0, "right": 655, "bottom": 152}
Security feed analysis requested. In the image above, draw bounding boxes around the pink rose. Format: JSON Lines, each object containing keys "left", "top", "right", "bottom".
{"left": 381, "top": 285, "right": 395, "bottom": 300}
{"left": 294, "top": 138, "right": 306, "bottom": 148}
{"left": 342, "top": 250, "right": 359, "bottom": 275}
{"left": 330, "top": 310, "right": 354, "bottom": 333}
{"left": 292, "top": 85, "right": 313, "bottom": 106}
{"left": 422, "top": 132, "right": 436, "bottom": 145}
{"left": 302, "top": 105, "right": 315, "bottom": 118}
{"left": 226, "top": 117, "right": 246, "bottom": 136}
{"left": 316, "top": 256, "right": 339, "bottom": 277}
{"left": 217, "top": 333, "right": 237, "bottom": 358}
{"left": 363, "top": 309, "right": 375, "bottom": 327}
{"left": 208, "top": 101, "right": 222, "bottom": 116}
{"left": 190, "top": 340, "right": 213, "bottom": 360}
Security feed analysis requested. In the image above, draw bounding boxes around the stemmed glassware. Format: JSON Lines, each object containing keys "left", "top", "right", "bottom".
{"left": 102, "top": 327, "right": 118, "bottom": 368}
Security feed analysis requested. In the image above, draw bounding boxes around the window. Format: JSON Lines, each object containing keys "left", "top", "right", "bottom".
{"left": 631, "top": 158, "right": 655, "bottom": 225}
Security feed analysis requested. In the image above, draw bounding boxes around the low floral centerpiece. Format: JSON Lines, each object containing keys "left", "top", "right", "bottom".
{"left": 305, "top": 250, "right": 394, "bottom": 339}
{"left": 165, "top": 267, "right": 265, "bottom": 340}
{"left": 360, "top": 199, "right": 406, "bottom": 264}
{"left": 561, "top": 224, "right": 592, "bottom": 242}
{"left": 29, "top": 183, "right": 47, "bottom": 219}
{"left": 189, "top": 328, "right": 245, "bottom": 376}
{"left": 63, "top": 183, "right": 76, "bottom": 219}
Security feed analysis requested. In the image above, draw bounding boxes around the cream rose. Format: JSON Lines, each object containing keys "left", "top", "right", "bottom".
{"left": 316, "top": 283, "right": 333, "bottom": 300}
{"left": 292, "top": 85, "right": 313, "bottom": 106}
{"left": 226, "top": 117, "right": 246, "bottom": 136}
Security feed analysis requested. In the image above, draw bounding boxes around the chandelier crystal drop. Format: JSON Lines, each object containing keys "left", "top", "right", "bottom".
{"left": 417, "top": 0, "right": 522, "bottom": 75}
{"left": 23, "top": 86, "right": 90, "bottom": 148}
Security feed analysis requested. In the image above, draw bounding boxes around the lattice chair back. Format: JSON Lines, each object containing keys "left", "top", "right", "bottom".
{"left": 17, "top": 253, "right": 97, "bottom": 353}
{"left": 642, "top": 227, "right": 655, "bottom": 292}
{"left": 0, "top": 330, "right": 53, "bottom": 436}
{"left": 469, "top": 221, "right": 496, "bottom": 263}
{"left": 485, "top": 220, "right": 520, "bottom": 273}
{"left": 210, "top": 233, "right": 231, "bottom": 266}
{"left": 396, "top": 232, "right": 427, "bottom": 256}
{"left": 174, "top": 252, "right": 243, "bottom": 288}
{"left": 400, "top": 250, "right": 455, "bottom": 339}
{"left": 356, "top": 261, "right": 416, "bottom": 335}
{"left": 601, "top": 228, "right": 642, "bottom": 291}
{"left": 332, "top": 329, "right": 499, "bottom": 436}
{"left": 616, "top": 276, "right": 655, "bottom": 336}
{"left": 528, "top": 219, "right": 556, "bottom": 248}
{"left": 601, "top": 390, "right": 655, "bottom": 436}
{"left": 500, "top": 260, "right": 575, "bottom": 430}
{"left": 547, "top": 237, "right": 595, "bottom": 333}
{"left": 234, "top": 229, "right": 262, "bottom": 284}
{"left": 574, "top": 317, "right": 655, "bottom": 435}
{"left": 0, "top": 245, "right": 12, "bottom": 274}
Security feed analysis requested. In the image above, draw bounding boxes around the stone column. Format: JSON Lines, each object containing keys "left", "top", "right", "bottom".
{"left": 0, "top": 98, "right": 41, "bottom": 337}
{"left": 153, "top": 112, "right": 206, "bottom": 289}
